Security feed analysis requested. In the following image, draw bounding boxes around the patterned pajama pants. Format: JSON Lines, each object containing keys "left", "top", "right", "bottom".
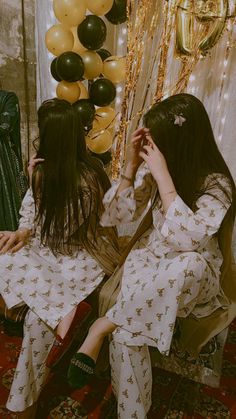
{"left": 110, "top": 339, "right": 152, "bottom": 419}
{"left": 6, "top": 309, "right": 55, "bottom": 412}
{"left": 108, "top": 251, "right": 222, "bottom": 418}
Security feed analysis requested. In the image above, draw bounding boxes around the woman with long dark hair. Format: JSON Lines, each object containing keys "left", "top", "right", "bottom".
{"left": 0, "top": 98, "right": 119, "bottom": 418}
{"left": 67, "top": 93, "right": 236, "bottom": 418}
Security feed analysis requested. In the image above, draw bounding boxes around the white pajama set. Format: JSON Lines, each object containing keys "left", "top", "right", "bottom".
{"left": 0, "top": 188, "right": 118, "bottom": 412}
{"left": 100, "top": 165, "right": 232, "bottom": 419}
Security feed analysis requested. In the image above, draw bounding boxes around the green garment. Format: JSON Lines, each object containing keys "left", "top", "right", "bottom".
{"left": 0, "top": 90, "right": 27, "bottom": 231}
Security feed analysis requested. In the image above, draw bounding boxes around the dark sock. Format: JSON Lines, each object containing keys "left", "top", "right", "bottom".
{"left": 67, "top": 352, "right": 95, "bottom": 389}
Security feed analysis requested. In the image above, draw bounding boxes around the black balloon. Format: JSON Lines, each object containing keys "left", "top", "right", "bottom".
{"left": 56, "top": 52, "right": 84, "bottom": 82}
{"left": 105, "top": 0, "right": 127, "bottom": 25}
{"left": 73, "top": 99, "right": 96, "bottom": 128}
{"left": 97, "top": 48, "right": 112, "bottom": 62}
{"left": 50, "top": 58, "right": 62, "bottom": 82}
{"left": 89, "top": 78, "right": 116, "bottom": 107}
{"left": 77, "top": 15, "right": 107, "bottom": 50}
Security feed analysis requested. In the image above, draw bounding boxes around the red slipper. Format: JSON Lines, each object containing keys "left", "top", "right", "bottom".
{"left": 46, "top": 301, "right": 92, "bottom": 368}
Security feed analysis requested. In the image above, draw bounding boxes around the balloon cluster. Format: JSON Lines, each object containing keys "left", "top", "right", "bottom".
{"left": 45, "top": 0, "right": 127, "bottom": 155}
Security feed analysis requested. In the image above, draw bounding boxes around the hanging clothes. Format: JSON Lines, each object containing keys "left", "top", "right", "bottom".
{"left": 0, "top": 90, "right": 27, "bottom": 231}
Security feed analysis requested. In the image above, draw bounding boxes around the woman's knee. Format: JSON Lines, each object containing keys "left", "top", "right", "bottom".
{"left": 178, "top": 251, "right": 208, "bottom": 276}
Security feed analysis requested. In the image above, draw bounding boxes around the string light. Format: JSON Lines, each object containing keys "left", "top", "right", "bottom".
{"left": 49, "top": 9, "right": 55, "bottom": 19}
{"left": 47, "top": 51, "right": 54, "bottom": 59}
{"left": 189, "top": 74, "right": 196, "bottom": 82}
{"left": 221, "top": 116, "right": 226, "bottom": 125}
{"left": 118, "top": 38, "right": 125, "bottom": 46}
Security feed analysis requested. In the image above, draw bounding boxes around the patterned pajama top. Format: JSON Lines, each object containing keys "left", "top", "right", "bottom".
{"left": 100, "top": 165, "right": 232, "bottom": 355}
{"left": 0, "top": 188, "right": 119, "bottom": 330}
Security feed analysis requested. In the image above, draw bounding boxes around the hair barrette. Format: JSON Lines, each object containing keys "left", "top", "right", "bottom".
{"left": 174, "top": 114, "right": 186, "bottom": 127}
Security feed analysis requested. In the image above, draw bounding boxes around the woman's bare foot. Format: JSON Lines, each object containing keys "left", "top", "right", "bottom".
{"left": 68, "top": 317, "right": 117, "bottom": 388}
{"left": 78, "top": 317, "right": 116, "bottom": 362}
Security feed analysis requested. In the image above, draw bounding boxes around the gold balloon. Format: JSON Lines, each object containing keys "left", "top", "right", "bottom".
{"left": 93, "top": 106, "right": 116, "bottom": 130}
{"left": 53, "top": 0, "right": 86, "bottom": 27}
{"left": 86, "top": 0, "right": 113, "bottom": 15}
{"left": 103, "top": 56, "right": 126, "bottom": 84}
{"left": 81, "top": 51, "right": 103, "bottom": 80}
{"left": 71, "top": 26, "right": 87, "bottom": 54}
{"left": 77, "top": 81, "right": 89, "bottom": 99}
{"left": 198, "top": 0, "right": 227, "bottom": 53}
{"left": 176, "top": 0, "right": 194, "bottom": 55}
{"left": 176, "top": 0, "right": 228, "bottom": 55}
{"left": 86, "top": 129, "right": 113, "bottom": 154}
{"left": 56, "top": 81, "right": 81, "bottom": 103}
{"left": 45, "top": 24, "right": 74, "bottom": 56}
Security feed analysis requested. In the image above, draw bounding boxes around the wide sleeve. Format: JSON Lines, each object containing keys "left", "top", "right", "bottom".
{"left": 18, "top": 188, "right": 35, "bottom": 231}
{"left": 160, "top": 174, "right": 233, "bottom": 251}
{"left": 100, "top": 164, "right": 153, "bottom": 227}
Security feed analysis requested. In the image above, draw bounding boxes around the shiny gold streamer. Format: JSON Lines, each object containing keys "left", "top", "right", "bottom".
{"left": 112, "top": 0, "right": 157, "bottom": 178}
{"left": 111, "top": 0, "right": 234, "bottom": 179}
{"left": 155, "top": 1, "right": 175, "bottom": 100}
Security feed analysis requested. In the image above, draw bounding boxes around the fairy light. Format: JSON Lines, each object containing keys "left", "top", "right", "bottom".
{"left": 223, "top": 59, "right": 228, "bottom": 67}
{"left": 47, "top": 51, "right": 54, "bottom": 59}
{"left": 217, "top": 12, "right": 235, "bottom": 146}
{"left": 118, "top": 37, "right": 125, "bottom": 46}
{"left": 115, "top": 97, "right": 122, "bottom": 106}
{"left": 116, "top": 24, "right": 127, "bottom": 56}
{"left": 221, "top": 116, "right": 226, "bottom": 125}
{"left": 189, "top": 74, "right": 196, "bottom": 82}
{"left": 113, "top": 21, "right": 127, "bottom": 151}
{"left": 49, "top": 8, "right": 55, "bottom": 19}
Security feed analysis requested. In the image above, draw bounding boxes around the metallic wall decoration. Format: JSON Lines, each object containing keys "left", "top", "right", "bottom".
{"left": 176, "top": 0, "right": 228, "bottom": 55}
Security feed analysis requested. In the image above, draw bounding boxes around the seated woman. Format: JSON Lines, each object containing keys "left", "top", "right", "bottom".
{"left": 0, "top": 98, "right": 120, "bottom": 418}
{"left": 67, "top": 93, "right": 236, "bottom": 419}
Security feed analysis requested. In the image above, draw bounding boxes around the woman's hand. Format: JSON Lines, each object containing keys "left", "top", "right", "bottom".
{"left": 116, "top": 128, "right": 149, "bottom": 195}
{"left": 139, "top": 134, "right": 177, "bottom": 213}
{"left": 28, "top": 155, "right": 44, "bottom": 184}
{"left": 139, "top": 134, "right": 169, "bottom": 182}
{"left": 126, "top": 128, "right": 149, "bottom": 172}
{"left": 0, "top": 229, "right": 31, "bottom": 254}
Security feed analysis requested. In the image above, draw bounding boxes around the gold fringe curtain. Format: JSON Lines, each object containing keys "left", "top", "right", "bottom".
{"left": 112, "top": 0, "right": 235, "bottom": 179}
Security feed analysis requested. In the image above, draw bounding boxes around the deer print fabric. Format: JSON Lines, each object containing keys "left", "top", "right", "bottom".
{"left": 100, "top": 166, "right": 232, "bottom": 419}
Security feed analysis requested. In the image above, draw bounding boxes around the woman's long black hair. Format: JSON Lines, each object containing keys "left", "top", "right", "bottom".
{"left": 143, "top": 93, "right": 236, "bottom": 223}
{"left": 32, "top": 98, "right": 111, "bottom": 255}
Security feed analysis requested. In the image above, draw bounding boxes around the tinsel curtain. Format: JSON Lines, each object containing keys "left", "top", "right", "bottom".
{"left": 35, "top": 0, "right": 236, "bottom": 254}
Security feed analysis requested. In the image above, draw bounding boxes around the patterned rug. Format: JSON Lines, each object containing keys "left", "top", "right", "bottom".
{"left": 0, "top": 318, "right": 235, "bottom": 418}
